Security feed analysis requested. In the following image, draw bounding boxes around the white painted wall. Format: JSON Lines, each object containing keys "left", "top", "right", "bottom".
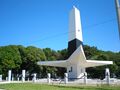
{"left": 67, "top": 64, "right": 85, "bottom": 78}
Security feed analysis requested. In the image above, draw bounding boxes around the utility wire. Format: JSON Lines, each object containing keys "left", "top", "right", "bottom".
{"left": 23, "top": 18, "right": 116, "bottom": 45}
{"left": 83, "top": 18, "right": 116, "bottom": 30}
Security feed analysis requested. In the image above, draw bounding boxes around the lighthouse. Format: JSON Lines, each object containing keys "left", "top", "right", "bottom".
{"left": 37, "top": 6, "right": 113, "bottom": 79}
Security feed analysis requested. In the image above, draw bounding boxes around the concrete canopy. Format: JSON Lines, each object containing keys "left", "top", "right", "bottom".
{"left": 37, "top": 45, "right": 113, "bottom": 68}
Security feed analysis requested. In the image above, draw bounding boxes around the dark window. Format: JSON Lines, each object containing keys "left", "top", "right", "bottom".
{"left": 71, "top": 67, "right": 72, "bottom": 72}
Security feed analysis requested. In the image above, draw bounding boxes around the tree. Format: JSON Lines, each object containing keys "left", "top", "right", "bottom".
{"left": 20, "top": 46, "right": 46, "bottom": 76}
{"left": 0, "top": 45, "right": 22, "bottom": 78}
{"left": 57, "top": 49, "right": 68, "bottom": 59}
{"left": 0, "top": 44, "right": 119, "bottom": 79}
{"left": 83, "top": 45, "right": 99, "bottom": 59}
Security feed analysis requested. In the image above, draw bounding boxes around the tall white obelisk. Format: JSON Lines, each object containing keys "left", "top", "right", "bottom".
{"left": 68, "top": 6, "right": 83, "bottom": 56}
{"left": 67, "top": 6, "right": 85, "bottom": 78}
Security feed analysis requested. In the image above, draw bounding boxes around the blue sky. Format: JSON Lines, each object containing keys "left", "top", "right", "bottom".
{"left": 0, "top": 0, "right": 120, "bottom": 52}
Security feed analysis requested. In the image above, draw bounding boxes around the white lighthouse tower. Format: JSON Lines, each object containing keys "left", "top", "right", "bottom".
{"left": 37, "top": 6, "right": 113, "bottom": 79}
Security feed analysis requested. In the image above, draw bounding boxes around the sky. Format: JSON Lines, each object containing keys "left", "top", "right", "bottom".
{"left": 0, "top": 0, "right": 120, "bottom": 52}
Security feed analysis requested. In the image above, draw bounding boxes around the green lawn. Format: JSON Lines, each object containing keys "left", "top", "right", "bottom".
{"left": 0, "top": 83, "right": 120, "bottom": 90}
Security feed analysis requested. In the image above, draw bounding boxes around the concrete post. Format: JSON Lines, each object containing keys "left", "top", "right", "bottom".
{"left": 33, "top": 73, "right": 37, "bottom": 82}
{"left": 47, "top": 73, "right": 51, "bottom": 83}
{"left": 84, "top": 72, "right": 87, "bottom": 84}
{"left": 22, "top": 70, "right": 25, "bottom": 82}
{"left": 17, "top": 77, "right": 19, "bottom": 81}
{"left": 105, "top": 68, "right": 110, "bottom": 85}
{"left": 8, "top": 70, "right": 11, "bottom": 82}
{"left": 64, "top": 73, "right": 68, "bottom": 84}
{"left": 0, "top": 75, "right": 2, "bottom": 81}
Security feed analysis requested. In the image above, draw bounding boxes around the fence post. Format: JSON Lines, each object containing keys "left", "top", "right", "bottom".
{"left": 33, "top": 73, "right": 37, "bottom": 82}
{"left": 22, "top": 70, "right": 25, "bottom": 82}
{"left": 105, "top": 68, "right": 110, "bottom": 85}
{"left": 0, "top": 75, "right": 2, "bottom": 81}
{"left": 84, "top": 72, "right": 87, "bottom": 84}
{"left": 8, "top": 70, "right": 11, "bottom": 82}
{"left": 47, "top": 73, "right": 51, "bottom": 83}
{"left": 64, "top": 73, "right": 68, "bottom": 84}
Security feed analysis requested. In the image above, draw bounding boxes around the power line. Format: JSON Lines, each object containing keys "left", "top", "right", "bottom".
{"left": 83, "top": 18, "right": 116, "bottom": 29}
{"left": 23, "top": 18, "right": 116, "bottom": 45}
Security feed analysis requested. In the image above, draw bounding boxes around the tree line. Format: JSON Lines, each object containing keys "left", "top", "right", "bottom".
{"left": 0, "top": 45, "right": 120, "bottom": 79}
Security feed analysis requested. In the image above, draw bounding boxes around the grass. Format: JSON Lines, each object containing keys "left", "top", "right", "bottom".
{"left": 0, "top": 83, "right": 120, "bottom": 90}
